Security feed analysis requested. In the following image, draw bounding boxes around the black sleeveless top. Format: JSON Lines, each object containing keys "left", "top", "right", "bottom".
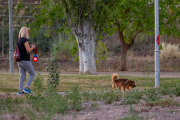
{"left": 17, "top": 37, "right": 30, "bottom": 61}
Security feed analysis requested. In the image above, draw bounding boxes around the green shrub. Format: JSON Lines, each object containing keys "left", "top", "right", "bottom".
{"left": 82, "top": 92, "right": 91, "bottom": 101}
{"left": 47, "top": 59, "right": 60, "bottom": 90}
{"left": 88, "top": 92, "right": 103, "bottom": 101}
{"left": 172, "top": 85, "right": 180, "bottom": 96}
{"left": 33, "top": 73, "right": 45, "bottom": 94}
{"left": 66, "top": 84, "right": 82, "bottom": 111}
{"left": 146, "top": 97, "right": 179, "bottom": 107}
{"left": 91, "top": 103, "right": 99, "bottom": 110}
{"left": 0, "top": 96, "right": 23, "bottom": 113}
{"left": 158, "top": 85, "right": 172, "bottom": 96}
{"left": 26, "top": 92, "right": 68, "bottom": 119}
{"left": 143, "top": 88, "right": 161, "bottom": 102}
{"left": 122, "top": 90, "right": 143, "bottom": 104}
{"left": 104, "top": 92, "right": 117, "bottom": 104}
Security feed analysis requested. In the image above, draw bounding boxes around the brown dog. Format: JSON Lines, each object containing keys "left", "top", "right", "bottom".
{"left": 111, "top": 73, "right": 136, "bottom": 92}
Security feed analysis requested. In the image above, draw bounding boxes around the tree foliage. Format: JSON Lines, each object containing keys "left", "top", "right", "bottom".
{"left": 29, "top": 0, "right": 180, "bottom": 72}
{"left": 100, "top": 0, "right": 180, "bottom": 70}
{"left": 103, "top": 0, "right": 180, "bottom": 43}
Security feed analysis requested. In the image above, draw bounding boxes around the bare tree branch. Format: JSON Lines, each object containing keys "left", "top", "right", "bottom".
{"left": 128, "top": 29, "right": 144, "bottom": 49}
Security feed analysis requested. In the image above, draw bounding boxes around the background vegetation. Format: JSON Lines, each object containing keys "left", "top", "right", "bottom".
{"left": 0, "top": 1, "right": 180, "bottom": 72}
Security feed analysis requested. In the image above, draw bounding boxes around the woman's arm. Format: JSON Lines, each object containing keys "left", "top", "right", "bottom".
{"left": 24, "top": 41, "right": 35, "bottom": 53}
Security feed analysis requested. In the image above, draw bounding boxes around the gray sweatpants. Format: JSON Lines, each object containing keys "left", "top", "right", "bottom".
{"left": 18, "top": 61, "right": 36, "bottom": 90}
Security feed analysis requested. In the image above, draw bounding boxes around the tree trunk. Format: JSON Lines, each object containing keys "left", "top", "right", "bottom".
{"left": 73, "top": 18, "right": 97, "bottom": 74}
{"left": 78, "top": 47, "right": 83, "bottom": 73}
{"left": 116, "top": 23, "right": 134, "bottom": 71}
{"left": 116, "top": 23, "right": 128, "bottom": 71}
{"left": 116, "top": 22, "right": 141, "bottom": 71}
{"left": 120, "top": 43, "right": 128, "bottom": 71}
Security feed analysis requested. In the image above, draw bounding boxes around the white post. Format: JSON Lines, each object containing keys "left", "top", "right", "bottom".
{"left": 9, "top": 0, "right": 14, "bottom": 73}
{"left": 155, "top": 0, "right": 160, "bottom": 87}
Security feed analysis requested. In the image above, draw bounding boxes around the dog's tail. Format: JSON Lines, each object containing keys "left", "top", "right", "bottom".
{"left": 112, "top": 73, "right": 118, "bottom": 82}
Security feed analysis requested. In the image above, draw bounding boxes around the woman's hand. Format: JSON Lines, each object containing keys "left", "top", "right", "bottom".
{"left": 30, "top": 43, "right": 35, "bottom": 47}
{"left": 31, "top": 45, "right": 36, "bottom": 49}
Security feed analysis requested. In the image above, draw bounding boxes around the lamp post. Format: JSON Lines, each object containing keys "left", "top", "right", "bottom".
{"left": 154, "top": 0, "right": 160, "bottom": 87}
{"left": 9, "top": 0, "right": 14, "bottom": 73}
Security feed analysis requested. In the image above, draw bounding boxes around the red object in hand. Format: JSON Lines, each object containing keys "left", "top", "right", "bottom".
{"left": 33, "top": 46, "right": 38, "bottom": 54}
{"left": 32, "top": 55, "right": 38, "bottom": 62}
{"left": 32, "top": 44, "right": 38, "bottom": 62}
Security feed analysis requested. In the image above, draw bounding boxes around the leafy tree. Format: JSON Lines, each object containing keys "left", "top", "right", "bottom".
{"left": 102, "top": 0, "right": 180, "bottom": 71}
{"left": 0, "top": 2, "right": 53, "bottom": 55}
{"left": 30, "top": 0, "right": 111, "bottom": 74}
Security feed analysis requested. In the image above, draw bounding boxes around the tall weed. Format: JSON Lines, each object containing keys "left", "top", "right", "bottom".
{"left": 33, "top": 73, "right": 45, "bottom": 95}
{"left": 66, "top": 84, "right": 82, "bottom": 111}
{"left": 47, "top": 59, "right": 60, "bottom": 91}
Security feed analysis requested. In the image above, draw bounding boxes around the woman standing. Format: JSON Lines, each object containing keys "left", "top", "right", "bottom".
{"left": 17, "top": 27, "right": 36, "bottom": 94}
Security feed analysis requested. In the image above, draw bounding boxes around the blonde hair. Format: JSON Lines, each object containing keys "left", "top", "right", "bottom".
{"left": 18, "top": 27, "right": 30, "bottom": 39}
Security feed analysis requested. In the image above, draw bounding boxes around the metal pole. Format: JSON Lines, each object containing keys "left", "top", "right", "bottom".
{"left": 0, "top": 2, "right": 40, "bottom": 4}
{"left": 155, "top": 0, "right": 160, "bottom": 87}
{"left": 40, "top": 0, "right": 42, "bottom": 9}
{"left": 2, "top": 14, "right": 4, "bottom": 57}
{"left": 9, "top": 0, "right": 14, "bottom": 73}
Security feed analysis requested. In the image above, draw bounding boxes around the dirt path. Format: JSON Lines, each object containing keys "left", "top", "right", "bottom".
{"left": 0, "top": 71, "right": 180, "bottom": 78}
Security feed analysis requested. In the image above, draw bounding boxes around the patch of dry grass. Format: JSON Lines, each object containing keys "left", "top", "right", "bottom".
{"left": 160, "top": 42, "right": 180, "bottom": 59}
{"left": 1, "top": 55, "right": 180, "bottom": 72}
{"left": 145, "top": 97, "right": 180, "bottom": 107}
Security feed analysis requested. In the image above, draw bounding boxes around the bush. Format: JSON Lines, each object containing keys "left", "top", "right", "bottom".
{"left": 66, "top": 84, "right": 82, "bottom": 111}
{"left": 145, "top": 98, "right": 179, "bottom": 107}
{"left": 47, "top": 59, "right": 60, "bottom": 91}
{"left": 121, "top": 90, "right": 143, "bottom": 104}
{"left": 33, "top": 73, "right": 45, "bottom": 94}
{"left": 172, "top": 85, "right": 180, "bottom": 96}
{"left": 143, "top": 88, "right": 161, "bottom": 102}
{"left": 158, "top": 85, "right": 172, "bottom": 96}
{"left": 104, "top": 92, "right": 117, "bottom": 104}
{"left": 25, "top": 92, "right": 68, "bottom": 120}
{"left": 0, "top": 96, "right": 24, "bottom": 113}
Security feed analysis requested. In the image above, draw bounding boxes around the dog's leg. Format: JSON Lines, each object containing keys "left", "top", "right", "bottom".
{"left": 122, "top": 87, "right": 126, "bottom": 92}
{"left": 119, "top": 87, "right": 121, "bottom": 93}
{"left": 111, "top": 83, "right": 115, "bottom": 92}
{"left": 111, "top": 88, "right": 113, "bottom": 92}
{"left": 127, "top": 87, "right": 130, "bottom": 91}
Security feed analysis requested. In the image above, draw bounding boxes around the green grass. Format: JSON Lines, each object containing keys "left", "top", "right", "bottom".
{"left": 0, "top": 73, "right": 180, "bottom": 120}
{"left": 0, "top": 73, "right": 180, "bottom": 92}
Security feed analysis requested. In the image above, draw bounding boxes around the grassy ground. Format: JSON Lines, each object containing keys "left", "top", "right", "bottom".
{"left": 0, "top": 73, "right": 180, "bottom": 120}
{"left": 0, "top": 73, "right": 180, "bottom": 92}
